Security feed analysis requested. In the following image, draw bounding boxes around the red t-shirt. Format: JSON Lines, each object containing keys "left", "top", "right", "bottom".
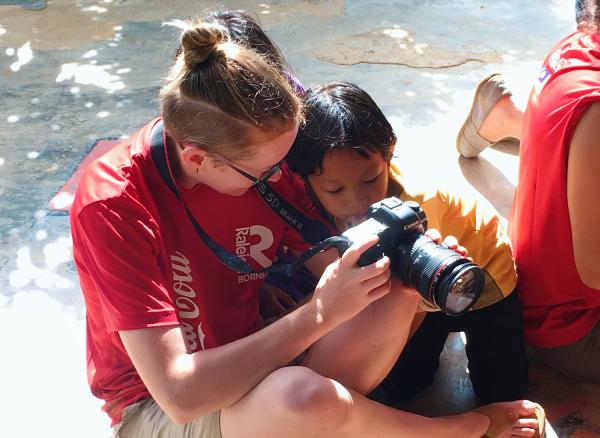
{"left": 71, "top": 118, "right": 323, "bottom": 425}
{"left": 511, "top": 31, "right": 600, "bottom": 348}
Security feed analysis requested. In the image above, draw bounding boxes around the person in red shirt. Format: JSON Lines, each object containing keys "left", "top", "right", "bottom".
{"left": 456, "top": 0, "right": 600, "bottom": 382}
{"left": 71, "top": 12, "right": 547, "bottom": 438}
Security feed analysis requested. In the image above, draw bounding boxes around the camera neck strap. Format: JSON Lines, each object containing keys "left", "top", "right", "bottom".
{"left": 253, "top": 182, "right": 331, "bottom": 245}
{"left": 148, "top": 121, "right": 332, "bottom": 275}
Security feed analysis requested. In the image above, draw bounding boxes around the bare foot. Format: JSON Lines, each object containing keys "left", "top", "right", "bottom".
{"left": 473, "top": 400, "right": 546, "bottom": 438}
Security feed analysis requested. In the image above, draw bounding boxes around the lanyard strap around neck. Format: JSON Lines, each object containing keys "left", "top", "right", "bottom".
{"left": 149, "top": 121, "right": 331, "bottom": 275}
{"left": 254, "top": 182, "right": 331, "bottom": 245}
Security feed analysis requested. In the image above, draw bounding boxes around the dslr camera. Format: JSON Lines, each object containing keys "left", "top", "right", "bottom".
{"left": 340, "top": 197, "right": 484, "bottom": 316}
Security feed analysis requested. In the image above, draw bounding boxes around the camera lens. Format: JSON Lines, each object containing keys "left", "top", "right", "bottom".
{"left": 393, "top": 235, "right": 484, "bottom": 315}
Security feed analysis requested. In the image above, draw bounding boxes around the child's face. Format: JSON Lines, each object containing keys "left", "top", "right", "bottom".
{"left": 307, "top": 148, "right": 389, "bottom": 231}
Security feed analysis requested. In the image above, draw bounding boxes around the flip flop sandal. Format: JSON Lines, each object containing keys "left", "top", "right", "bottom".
{"left": 475, "top": 402, "right": 546, "bottom": 438}
{"left": 456, "top": 73, "right": 512, "bottom": 158}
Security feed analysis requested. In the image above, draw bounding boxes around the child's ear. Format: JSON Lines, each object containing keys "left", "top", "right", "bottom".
{"left": 388, "top": 143, "right": 396, "bottom": 160}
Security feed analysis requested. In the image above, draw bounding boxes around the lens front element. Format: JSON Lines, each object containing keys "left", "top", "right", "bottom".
{"left": 393, "top": 235, "right": 484, "bottom": 315}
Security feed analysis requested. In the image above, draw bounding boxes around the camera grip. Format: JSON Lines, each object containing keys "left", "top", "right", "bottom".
{"left": 357, "top": 244, "right": 385, "bottom": 267}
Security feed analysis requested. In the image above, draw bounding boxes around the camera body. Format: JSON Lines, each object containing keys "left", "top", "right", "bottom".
{"left": 342, "top": 197, "right": 428, "bottom": 267}
{"left": 341, "top": 197, "right": 483, "bottom": 316}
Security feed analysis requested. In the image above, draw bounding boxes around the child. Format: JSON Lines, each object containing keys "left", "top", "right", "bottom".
{"left": 285, "top": 82, "right": 530, "bottom": 405}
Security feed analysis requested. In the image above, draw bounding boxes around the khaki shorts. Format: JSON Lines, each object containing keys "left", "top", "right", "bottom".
{"left": 113, "top": 398, "right": 221, "bottom": 438}
{"left": 527, "top": 320, "right": 600, "bottom": 383}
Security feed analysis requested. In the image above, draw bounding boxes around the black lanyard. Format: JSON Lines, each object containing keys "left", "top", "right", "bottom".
{"left": 149, "top": 121, "right": 333, "bottom": 275}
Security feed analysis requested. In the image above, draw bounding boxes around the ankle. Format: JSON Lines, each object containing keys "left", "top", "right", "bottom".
{"left": 437, "top": 412, "right": 489, "bottom": 438}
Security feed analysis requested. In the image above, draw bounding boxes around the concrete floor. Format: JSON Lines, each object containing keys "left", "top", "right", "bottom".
{"left": 0, "top": 1, "right": 598, "bottom": 437}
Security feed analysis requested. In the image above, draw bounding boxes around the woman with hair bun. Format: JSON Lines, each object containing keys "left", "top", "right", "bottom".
{"left": 71, "top": 13, "right": 546, "bottom": 438}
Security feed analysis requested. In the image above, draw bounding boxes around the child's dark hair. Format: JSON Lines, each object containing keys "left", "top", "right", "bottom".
{"left": 287, "top": 82, "right": 396, "bottom": 179}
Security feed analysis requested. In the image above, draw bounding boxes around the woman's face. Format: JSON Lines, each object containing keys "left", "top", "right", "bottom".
{"left": 307, "top": 148, "right": 389, "bottom": 231}
{"left": 200, "top": 123, "right": 299, "bottom": 196}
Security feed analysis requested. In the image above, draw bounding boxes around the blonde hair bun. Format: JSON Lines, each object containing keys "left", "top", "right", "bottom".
{"left": 180, "top": 21, "right": 229, "bottom": 68}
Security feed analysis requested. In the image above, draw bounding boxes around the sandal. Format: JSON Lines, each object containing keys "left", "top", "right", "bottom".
{"left": 475, "top": 402, "right": 546, "bottom": 438}
{"left": 456, "top": 73, "right": 512, "bottom": 158}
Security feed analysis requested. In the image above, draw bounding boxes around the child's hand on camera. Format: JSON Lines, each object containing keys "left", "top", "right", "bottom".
{"left": 425, "top": 228, "right": 471, "bottom": 260}
{"left": 259, "top": 283, "right": 297, "bottom": 320}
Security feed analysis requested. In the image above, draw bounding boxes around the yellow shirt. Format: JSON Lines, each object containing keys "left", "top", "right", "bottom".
{"left": 388, "top": 163, "right": 517, "bottom": 310}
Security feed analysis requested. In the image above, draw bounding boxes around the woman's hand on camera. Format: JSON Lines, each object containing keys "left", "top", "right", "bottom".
{"left": 311, "top": 234, "right": 391, "bottom": 327}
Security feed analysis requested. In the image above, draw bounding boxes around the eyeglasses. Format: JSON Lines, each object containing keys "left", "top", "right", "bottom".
{"left": 211, "top": 153, "right": 284, "bottom": 186}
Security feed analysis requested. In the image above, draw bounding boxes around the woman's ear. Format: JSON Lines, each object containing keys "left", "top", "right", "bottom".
{"left": 180, "top": 145, "right": 209, "bottom": 170}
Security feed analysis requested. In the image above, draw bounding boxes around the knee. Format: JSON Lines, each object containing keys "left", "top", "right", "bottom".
{"left": 266, "top": 367, "right": 351, "bottom": 427}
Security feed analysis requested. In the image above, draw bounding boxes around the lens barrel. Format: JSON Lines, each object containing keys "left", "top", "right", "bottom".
{"left": 393, "top": 234, "right": 484, "bottom": 315}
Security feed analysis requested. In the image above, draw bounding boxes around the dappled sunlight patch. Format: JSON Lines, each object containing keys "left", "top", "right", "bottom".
{"left": 0, "top": 290, "right": 109, "bottom": 437}
{"left": 82, "top": 5, "right": 108, "bottom": 14}
{"left": 549, "top": 0, "right": 576, "bottom": 24}
{"left": 9, "top": 41, "right": 33, "bottom": 72}
{"left": 35, "top": 229, "right": 48, "bottom": 240}
{"left": 56, "top": 62, "right": 125, "bottom": 92}
{"left": 10, "top": 247, "right": 44, "bottom": 288}
{"left": 82, "top": 49, "right": 98, "bottom": 59}
{"left": 383, "top": 72, "right": 515, "bottom": 198}
{"left": 43, "top": 236, "right": 72, "bottom": 269}
{"left": 258, "top": 3, "right": 271, "bottom": 15}
{"left": 8, "top": 236, "right": 74, "bottom": 290}
{"left": 34, "top": 209, "right": 47, "bottom": 220}
{"left": 382, "top": 27, "right": 410, "bottom": 40}
{"left": 48, "top": 191, "right": 75, "bottom": 211}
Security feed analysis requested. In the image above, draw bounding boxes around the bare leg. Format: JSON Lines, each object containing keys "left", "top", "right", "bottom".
{"left": 221, "top": 366, "right": 541, "bottom": 438}
{"left": 301, "top": 282, "right": 420, "bottom": 394}
{"left": 479, "top": 95, "right": 524, "bottom": 142}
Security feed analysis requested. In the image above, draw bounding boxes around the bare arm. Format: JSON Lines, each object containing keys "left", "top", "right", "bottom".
{"left": 567, "top": 101, "right": 600, "bottom": 289}
{"left": 120, "top": 301, "right": 328, "bottom": 424}
{"left": 119, "top": 235, "right": 390, "bottom": 424}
